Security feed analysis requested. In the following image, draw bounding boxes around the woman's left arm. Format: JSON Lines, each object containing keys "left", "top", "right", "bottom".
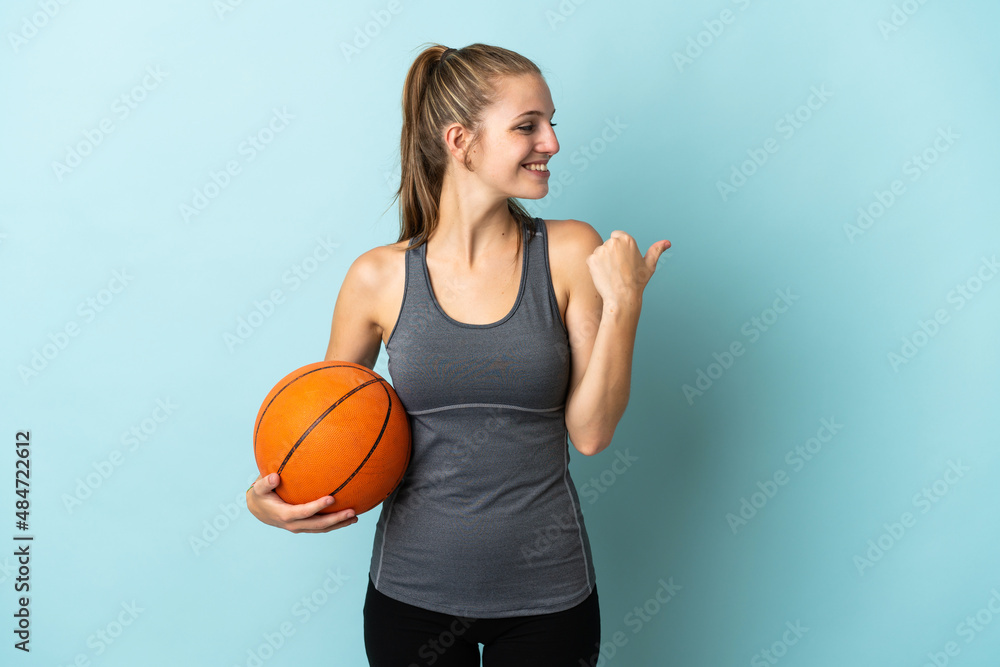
{"left": 561, "top": 221, "right": 671, "bottom": 456}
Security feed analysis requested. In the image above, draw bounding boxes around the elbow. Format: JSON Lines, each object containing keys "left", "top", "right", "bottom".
{"left": 571, "top": 435, "right": 612, "bottom": 457}
{"left": 566, "top": 406, "right": 621, "bottom": 456}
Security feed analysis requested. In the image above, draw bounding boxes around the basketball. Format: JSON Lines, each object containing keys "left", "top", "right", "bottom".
{"left": 253, "top": 360, "right": 412, "bottom": 515}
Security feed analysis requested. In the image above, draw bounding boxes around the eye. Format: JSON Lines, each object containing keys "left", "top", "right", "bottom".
{"left": 517, "top": 123, "right": 557, "bottom": 132}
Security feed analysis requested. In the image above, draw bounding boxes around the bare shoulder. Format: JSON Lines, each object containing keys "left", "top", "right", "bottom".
{"left": 364, "top": 239, "right": 409, "bottom": 345}
{"left": 358, "top": 238, "right": 408, "bottom": 273}
{"left": 544, "top": 219, "right": 604, "bottom": 295}
{"left": 545, "top": 218, "right": 604, "bottom": 249}
{"left": 325, "top": 239, "right": 408, "bottom": 366}
{"left": 330, "top": 244, "right": 389, "bottom": 336}
{"left": 344, "top": 243, "right": 389, "bottom": 296}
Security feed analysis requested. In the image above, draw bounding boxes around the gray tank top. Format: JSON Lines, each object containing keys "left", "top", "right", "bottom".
{"left": 369, "top": 216, "right": 597, "bottom": 618}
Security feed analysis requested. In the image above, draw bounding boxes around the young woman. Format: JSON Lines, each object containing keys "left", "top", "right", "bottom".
{"left": 247, "top": 43, "right": 670, "bottom": 666}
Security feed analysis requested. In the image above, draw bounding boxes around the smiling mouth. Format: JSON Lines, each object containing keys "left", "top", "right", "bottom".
{"left": 522, "top": 163, "right": 549, "bottom": 172}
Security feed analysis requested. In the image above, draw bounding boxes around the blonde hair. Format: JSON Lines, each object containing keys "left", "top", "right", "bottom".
{"left": 388, "top": 43, "right": 544, "bottom": 256}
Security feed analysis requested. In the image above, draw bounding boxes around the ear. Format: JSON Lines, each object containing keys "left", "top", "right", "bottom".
{"left": 443, "top": 123, "right": 473, "bottom": 166}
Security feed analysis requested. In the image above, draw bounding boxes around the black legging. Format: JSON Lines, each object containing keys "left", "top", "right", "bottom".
{"left": 363, "top": 576, "right": 601, "bottom": 667}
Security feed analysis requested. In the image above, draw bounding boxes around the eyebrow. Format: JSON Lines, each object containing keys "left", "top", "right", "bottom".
{"left": 512, "top": 108, "right": 556, "bottom": 121}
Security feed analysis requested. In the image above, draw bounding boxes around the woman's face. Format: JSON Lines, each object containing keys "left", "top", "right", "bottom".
{"left": 466, "top": 73, "right": 559, "bottom": 200}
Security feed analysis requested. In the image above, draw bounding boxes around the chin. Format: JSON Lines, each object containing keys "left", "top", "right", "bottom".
{"left": 510, "top": 184, "right": 549, "bottom": 200}
{"left": 515, "top": 191, "right": 548, "bottom": 201}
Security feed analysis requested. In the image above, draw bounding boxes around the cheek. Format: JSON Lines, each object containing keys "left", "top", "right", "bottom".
{"left": 489, "top": 154, "right": 523, "bottom": 179}
{"left": 495, "top": 137, "right": 528, "bottom": 166}
{"left": 480, "top": 137, "right": 529, "bottom": 179}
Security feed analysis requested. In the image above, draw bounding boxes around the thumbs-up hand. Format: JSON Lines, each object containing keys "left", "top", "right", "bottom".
{"left": 586, "top": 231, "right": 671, "bottom": 309}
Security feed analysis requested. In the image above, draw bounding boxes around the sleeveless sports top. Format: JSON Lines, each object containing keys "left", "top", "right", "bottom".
{"left": 369, "top": 216, "right": 597, "bottom": 618}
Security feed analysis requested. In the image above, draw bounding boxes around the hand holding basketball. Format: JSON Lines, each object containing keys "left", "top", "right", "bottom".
{"left": 246, "top": 472, "right": 358, "bottom": 534}
{"left": 249, "top": 360, "right": 412, "bottom": 532}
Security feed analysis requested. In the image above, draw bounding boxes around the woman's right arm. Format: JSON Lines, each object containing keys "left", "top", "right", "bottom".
{"left": 246, "top": 473, "right": 357, "bottom": 533}
{"left": 246, "top": 248, "right": 387, "bottom": 533}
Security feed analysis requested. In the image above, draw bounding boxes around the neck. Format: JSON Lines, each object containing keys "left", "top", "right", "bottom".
{"left": 432, "top": 178, "right": 520, "bottom": 270}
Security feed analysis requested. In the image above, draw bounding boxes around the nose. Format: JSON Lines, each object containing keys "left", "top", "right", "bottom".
{"left": 539, "top": 124, "right": 559, "bottom": 157}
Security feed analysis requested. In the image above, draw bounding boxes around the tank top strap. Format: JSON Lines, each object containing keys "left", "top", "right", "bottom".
{"left": 523, "top": 217, "right": 568, "bottom": 336}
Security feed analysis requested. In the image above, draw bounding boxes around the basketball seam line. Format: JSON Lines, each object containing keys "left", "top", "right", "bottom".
{"left": 327, "top": 380, "right": 393, "bottom": 497}
{"left": 275, "top": 377, "right": 384, "bottom": 475}
{"left": 253, "top": 362, "right": 380, "bottom": 460}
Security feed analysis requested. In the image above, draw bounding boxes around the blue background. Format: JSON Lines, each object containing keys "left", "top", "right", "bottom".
{"left": 2, "top": 1, "right": 999, "bottom": 665}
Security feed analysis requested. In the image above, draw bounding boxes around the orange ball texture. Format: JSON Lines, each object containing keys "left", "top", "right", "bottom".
{"left": 253, "top": 361, "right": 412, "bottom": 515}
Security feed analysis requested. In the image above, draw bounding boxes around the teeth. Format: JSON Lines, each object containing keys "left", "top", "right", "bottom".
{"left": 523, "top": 163, "right": 548, "bottom": 171}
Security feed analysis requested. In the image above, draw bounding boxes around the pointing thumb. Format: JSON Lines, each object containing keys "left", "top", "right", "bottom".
{"left": 647, "top": 239, "right": 671, "bottom": 272}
